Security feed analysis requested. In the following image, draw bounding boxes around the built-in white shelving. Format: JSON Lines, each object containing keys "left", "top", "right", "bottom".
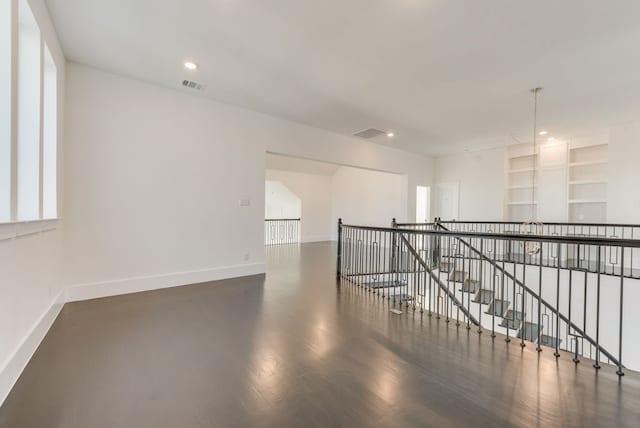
{"left": 505, "top": 137, "right": 610, "bottom": 223}
{"left": 568, "top": 179, "right": 608, "bottom": 185}
{"left": 507, "top": 185, "right": 536, "bottom": 190}
{"left": 505, "top": 145, "right": 539, "bottom": 221}
{"left": 507, "top": 201, "right": 538, "bottom": 206}
{"left": 567, "top": 141, "right": 608, "bottom": 223}
{"left": 568, "top": 199, "right": 607, "bottom": 204}
{"left": 509, "top": 167, "right": 536, "bottom": 173}
{"left": 568, "top": 160, "right": 608, "bottom": 167}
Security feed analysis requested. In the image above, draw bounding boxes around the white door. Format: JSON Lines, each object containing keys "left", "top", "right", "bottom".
{"left": 416, "top": 186, "right": 431, "bottom": 222}
{"left": 436, "top": 182, "right": 459, "bottom": 220}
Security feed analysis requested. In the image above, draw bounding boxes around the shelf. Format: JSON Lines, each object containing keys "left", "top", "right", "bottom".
{"left": 570, "top": 143, "right": 608, "bottom": 151}
{"left": 568, "top": 160, "right": 608, "bottom": 167}
{"left": 508, "top": 167, "right": 536, "bottom": 173}
{"left": 507, "top": 201, "right": 538, "bottom": 206}
{"left": 568, "top": 200, "right": 607, "bottom": 204}
{"left": 568, "top": 180, "right": 608, "bottom": 185}
{"left": 507, "top": 185, "right": 537, "bottom": 190}
{"left": 508, "top": 153, "right": 538, "bottom": 160}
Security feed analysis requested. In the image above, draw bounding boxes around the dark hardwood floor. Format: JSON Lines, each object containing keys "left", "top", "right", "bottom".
{"left": 1, "top": 242, "right": 639, "bottom": 427}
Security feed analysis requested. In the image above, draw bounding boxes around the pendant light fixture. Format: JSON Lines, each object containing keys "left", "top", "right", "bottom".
{"left": 524, "top": 87, "right": 543, "bottom": 255}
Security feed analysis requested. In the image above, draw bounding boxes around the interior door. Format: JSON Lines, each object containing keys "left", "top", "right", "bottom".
{"left": 436, "top": 182, "right": 460, "bottom": 220}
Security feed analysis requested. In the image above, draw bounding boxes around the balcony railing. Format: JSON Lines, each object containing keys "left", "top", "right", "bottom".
{"left": 337, "top": 218, "right": 640, "bottom": 376}
{"left": 399, "top": 219, "right": 640, "bottom": 279}
{"left": 264, "top": 218, "right": 301, "bottom": 245}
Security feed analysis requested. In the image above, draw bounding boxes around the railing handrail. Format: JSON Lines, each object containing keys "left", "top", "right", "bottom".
{"left": 265, "top": 218, "right": 301, "bottom": 221}
{"left": 398, "top": 219, "right": 640, "bottom": 228}
{"left": 340, "top": 223, "right": 640, "bottom": 248}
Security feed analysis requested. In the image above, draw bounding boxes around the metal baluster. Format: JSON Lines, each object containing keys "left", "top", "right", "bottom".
{"left": 337, "top": 219, "right": 343, "bottom": 279}
{"left": 491, "top": 239, "right": 497, "bottom": 338}
{"left": 478, "top": 239, "right": 484, "bottom": 334}
{"left": 593, "top": 247, "right": 602, "bottom": 370}
{"left": 437, "top": 234, "right": 442, "bottom": 318}
{"left": 367, "top": 229, "right": 372, "bottom": 293}
{"left": 521, "top": 248, "right": 527, "bottom": 348}
{"left": 428, "top": 231, "right": 433, "bottom": 315}
{"left": 554, "top": 242, "right": 561, "bottom": 357}
{"left": 617, "top": 246, "right": 625, "bottom": 377}
{"left": 455, "top": 245, "right": 461, "bottom": 326}
{"left": 466, "top": 240, "right": 472, "bottom": 329}
{"left": 507, "top": 251, "right": 516, "bottom": 343}
{"left": 536, "top": 241, "right": 543, "bottom": 352}
{"left": 446, "top": 234, "right": 452, "bottom": 323}
{"left": 382, "top": 232, "right": 387, "bottom": 298}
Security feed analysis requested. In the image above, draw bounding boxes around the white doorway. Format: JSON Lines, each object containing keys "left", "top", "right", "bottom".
{"left": 435, "top": 182, "right": 459, "bottom": 220}
{"left": 416, "top": 186, "right": 431, "bottom": 222}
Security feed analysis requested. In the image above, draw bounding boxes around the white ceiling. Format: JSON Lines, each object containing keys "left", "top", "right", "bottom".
{"left": 46, "top": 0, "right": 640, "bottom": 156}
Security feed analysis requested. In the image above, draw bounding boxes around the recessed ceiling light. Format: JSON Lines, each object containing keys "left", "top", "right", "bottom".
{"left": 539, "top": 130, "right": 548, "bottom": 136}
{"left": 184, "top": 61, "right": 198, "bottom": 70}
{"left": 386, "top": 132, "right": 395, "bottom": 138}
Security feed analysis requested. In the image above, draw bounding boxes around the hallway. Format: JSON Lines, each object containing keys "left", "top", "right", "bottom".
{"left": 1, "top": 242, "right": 639, "bottom": 427}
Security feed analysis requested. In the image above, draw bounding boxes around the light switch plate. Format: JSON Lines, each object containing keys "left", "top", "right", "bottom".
{"left": 239, "top": 199, "right": 250, "bottom": 207}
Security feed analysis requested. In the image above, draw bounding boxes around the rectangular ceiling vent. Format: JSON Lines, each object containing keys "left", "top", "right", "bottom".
{"left": 181, "top": 79, "right": 206, "bottom": 91}
{"left": 353, "top": 128, "right": 385, "bottom": 139}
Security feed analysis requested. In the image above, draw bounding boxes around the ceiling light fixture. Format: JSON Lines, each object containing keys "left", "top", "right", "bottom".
{"left": 184, "top": 61, "right": 199, "bottom": 70}
{"left": 539, "top": 130, "right": 548, "bottom": 136}
{"left": 386, "top": 132, "right": 395, "bottom": 138}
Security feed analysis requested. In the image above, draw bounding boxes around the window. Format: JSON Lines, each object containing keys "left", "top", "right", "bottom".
{"left": 17, "top": 0, "right": 41, "bottom": 220}
{"left": 0, "top": 0, "right": 58, "bottom": 224}
{"left": 42, "top": 44, "right": 56, "bottom": 218}
{"left": 0, "top": 0, "right": 11, "bottom": 222}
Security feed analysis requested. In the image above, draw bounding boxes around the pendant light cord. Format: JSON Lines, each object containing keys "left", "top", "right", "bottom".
{"left": 530, "top": 87, "right": 542, "bottom": 223}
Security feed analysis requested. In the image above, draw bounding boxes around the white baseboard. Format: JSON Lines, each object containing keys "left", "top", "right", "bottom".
{"left": 0, "top": 289, "right": 65, "bottom": 406}
{"left": 0, "top": 262, "right": 266, "bottom": 407}
{"left": 65, "top": 262, "right": 266, "bottom": 302}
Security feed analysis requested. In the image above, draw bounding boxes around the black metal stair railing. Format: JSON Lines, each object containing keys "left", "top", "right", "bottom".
{"left": 435, "top": 222, "right": 620, "bottom": 367}
{"left": 399, "top": 220, "right": 640, "bottom": 279}
{"left": 397, "top": 232, "right": 479, "bottom": 326}
{"left": 264, "top": 218, "right": 301, "bottom": 245}
{"left": 336, "top": 219, "right": 479, "bottom": 326}
{"left": 336, "top": 218, "right": 640, "bottom": 377}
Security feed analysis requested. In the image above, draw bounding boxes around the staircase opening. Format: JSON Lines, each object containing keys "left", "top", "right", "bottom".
{"left": 337, "top": 218, "right": 640, "bottom": 376}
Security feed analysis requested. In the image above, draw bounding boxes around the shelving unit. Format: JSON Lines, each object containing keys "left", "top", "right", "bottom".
{"left": 567, "top": 142, "right": 608, "bottom": 223}
{"left": 505, "top": 145, "right": 538, "bottom": 221}
{"left": 504, "top": 138, "right": 608, "bottom": 223}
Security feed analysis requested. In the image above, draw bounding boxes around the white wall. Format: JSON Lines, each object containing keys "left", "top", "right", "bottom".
{"left": 264, "top": 179, "right": 302, "bottom": 219}
{"left": 0, "top": 0, "right": 65, "bottom": 405}
{"left": 435, "top": 123, "right": 640, "bottom": 224}
{"left": 608, "top": 122, "right": 640, "bottom": 223}
{"left": 265, "top": 169, "right": 332, "bottom": 242}
{"left": 62, "top": 63, "right": 434, "bottom": 296}
{"left": 434, "top": 148, "right": 504, "bottom": 220}
{"left": 510, "top": 262, "right": 640, "bottom": 371}
{"left": 331, "top": 166, "right": 407, "bottom": 235}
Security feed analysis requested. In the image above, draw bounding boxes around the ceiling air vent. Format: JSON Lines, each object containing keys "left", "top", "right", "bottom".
{"left": 353, "top": 128, "right": 385, "bottom": 139}
{"left": 181, "top": 79, "right": 206, "bottom": 91}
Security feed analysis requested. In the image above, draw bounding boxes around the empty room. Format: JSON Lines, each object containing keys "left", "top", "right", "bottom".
{"left": 1, "top": 0, "right": 640, "bottom": 427}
